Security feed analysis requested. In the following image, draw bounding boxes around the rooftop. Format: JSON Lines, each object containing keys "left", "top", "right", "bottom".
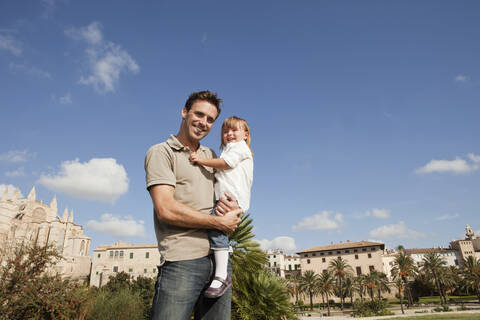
{"left": 405, "top": 248, "right": 456, "bottom": 254}
{"left": 297, "top": 241, "right": 384, "bottom": 254}
{"left": 94, "top": 241, "right": 158, "bottom": 251}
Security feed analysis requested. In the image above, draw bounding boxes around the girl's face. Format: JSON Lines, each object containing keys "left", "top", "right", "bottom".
{"left": 222, "top": 124, "right": 248, "bottom": 145}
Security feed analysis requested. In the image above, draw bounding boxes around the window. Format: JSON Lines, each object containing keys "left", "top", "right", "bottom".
{"left": 304, "top": 254, "right": 308, "bottom": 257}
{"left": 274, "top": 262, "right": 277, "bottom": 267}
{"left": 369, "top": 265, "right": 375, "bottom": 272}
{"left": 455, "top": 260, "right": 459, "bottom": 266}
{"left": 130, "top": 252, "right": 133, "bottom": 259}
{"left": 146, "top": 252, "right": 150, "bottom": 258}
{"left": 128, "top": 268, "right": 133, "bottom": 272}
{"left": 354, "top": 249, "right": 358, "bottom": 253}
{"left": 355, "top": 254, "right": 359, "bottom": 260}
{"left": 356, "top": 266, "right": 361, "bottom": 276}
{"left": 371, "top": 247, "right": 376, "bottom": 251}
{"left": 109, "top": 251, "right": 114, "bottom": 257}
{"left": 96, "top": 271, "right": 99, "bottom": 275}
{"left": 320, "top": 252, "right": 324, "bottom": 256}
{"left": 289, "top": 265, "right": 292, "bottom": 270}
{"left": 322, "top": 258, "right": 326, "bottom": 263}
{"left": 97, "top": 253, "right": 101, "bottom": 258}
{"left": 295, "top": 265, "right": 299, "bottom": 270}
{"left": 268, "top": 262, "right": 271, "bottom": 267}
{"left": 120, "top": 251, "right": 124, "bottom": 257}
{"left": 336, "top": 251, "right": 341, "bottom": 254}
{"left": 345, "top": 250, "right": 350, "bottom": 253}
{"left": 307, "top": 259, "right": 311, "bottom": 264}
{"left": 115, "top": 251, "right": 119, "bottom": 257}
{"left": 113, "top": 266, "right": 118, "bottom": 272}
{"left": 144, "top": 268, "right": 147, "bottom": 274}
{"left": 312, "top": 253, "right": 316, "bottom": 256}
{"left": 328, "top": 251, "right": 332, "bottom": 255}
{"left": 368, "top": 253, "right": 372, "bottom": 258}
{"left": 362, "top": 248, "right": 367, "bottom": 252}
{"left": 273, "top": 255, "right": 276, "bottom": 258}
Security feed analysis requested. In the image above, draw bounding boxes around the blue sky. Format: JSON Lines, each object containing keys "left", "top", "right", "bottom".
{"left": 1, "top": 0, "right": 479, "bottom": 254}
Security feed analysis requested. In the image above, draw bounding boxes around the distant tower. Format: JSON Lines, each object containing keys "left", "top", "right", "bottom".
{"left": 466, "top": 224, "right": 475, "bottom": 240}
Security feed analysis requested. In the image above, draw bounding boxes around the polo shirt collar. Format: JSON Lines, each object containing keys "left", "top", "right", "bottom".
{"left": 166, "top": 134, "right": 209, "bottom": 152}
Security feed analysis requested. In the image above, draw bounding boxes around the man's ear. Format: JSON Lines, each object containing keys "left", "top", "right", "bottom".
{"left": 181, "top": 107, "right": 187, "bottom": 119}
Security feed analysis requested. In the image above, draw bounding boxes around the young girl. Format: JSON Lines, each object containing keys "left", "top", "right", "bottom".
{"left": 189, "top": 116, "right": 253, "bottom": 298}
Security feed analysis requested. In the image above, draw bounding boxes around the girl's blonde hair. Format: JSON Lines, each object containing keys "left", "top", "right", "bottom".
{"left": 220, "top": 116, "right": 252, "bottom": 154}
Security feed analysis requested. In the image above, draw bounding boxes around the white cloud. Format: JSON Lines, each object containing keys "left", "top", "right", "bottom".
{"left": 468, "top": 153, "right": 480, "bottom": 163}
{"left": 66, "top": 21, "right": 139, "bottom": 93}
{"left": 292, "top": 211, "right": 343, "bottom": 231}
{"left": 415, "top": 157, "right": 478, "bottom": 174}
{"left": 41, "top": 0, "right": 56, "bottom": 19}
{"left": 435, "top": 213, "right": 460, "bottom": 221}
{"left": 38, "top": 158, "right": 129, "bottom": 203}
{"left": 0, "top": 184, "right": 23, "bottom": 199}
{"left": 5, "top": 167, "right": 25, "bottom": 177}
{"left": 369, "top": 221, "right": 425, "bottom": 240}
{"left": 365, "top": 208, "right": 391, "bottom": 219}
{"left": 0, "top": 149, "right": 32, "bottom": 163}
{"left": 0, "top": 33, "right": 22, "bottom": 56}
{"left": 9, "top": 63, "right": 51, "bottom": 79}
{"left": 455, "top": 75, "right": 469, "bottom": 82}
{"left": 87, "top": 213, "right": 145, "bottom": 237}
{"left": 256, "top": 236, "right": 297, "bottom": 252}
{"left": 59, "top": 92, "right": 72, "bottom": 104}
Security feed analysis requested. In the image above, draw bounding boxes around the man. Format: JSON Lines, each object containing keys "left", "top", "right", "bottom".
{"left": 145, "top": 91, "right": 242, "bottom": 320}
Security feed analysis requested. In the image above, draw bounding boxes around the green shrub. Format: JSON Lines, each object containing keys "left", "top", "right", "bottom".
{"left": 352, "top": 299, "right": 393, "bottom": 317}
{"left": 0, "top": 244, "right": 91, "bottom": 320}
{"left": 86, "top": 288, "right": 145, "bottom": 320}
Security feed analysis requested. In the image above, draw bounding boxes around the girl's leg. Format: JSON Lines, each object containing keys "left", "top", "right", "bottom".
{"left": 211, "top": 249, "right": 229, "bottom": 288}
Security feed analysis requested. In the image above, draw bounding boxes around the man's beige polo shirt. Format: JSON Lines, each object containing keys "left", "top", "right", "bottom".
{"left": 145, "top": 135, "right": 216, "bottom": 264}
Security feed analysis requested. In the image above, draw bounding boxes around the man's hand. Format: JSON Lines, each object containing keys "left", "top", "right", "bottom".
{"left": 216, "top": 208, "right": 242, "bottom": 233}
{"left": 189, "top": 152, "right": 200, "bottom": 163}
{"left": 216, "top": 192, "right": 239, "bottom": 216}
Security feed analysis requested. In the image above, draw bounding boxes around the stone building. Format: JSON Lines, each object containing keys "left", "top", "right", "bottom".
{"left": 405, "top": 248, "right": 460, "bottom": 268}
{"left": 449, "top": 224, "right": 480, "bottom": 266}
{"left": 266, "top": 249, "right": 301, "bottom": 278}
{"left": 90, "top": 241, "right": 160, "bottom": 287}
{"left": 0, "top": 186, "right": 91, "bottom": 280}
{"left": 297, "top": 240, "right": 385, "bottom": 277}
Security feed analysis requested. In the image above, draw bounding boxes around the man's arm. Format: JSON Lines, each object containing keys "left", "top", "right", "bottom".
{"left": 148, "top": 184, "right": 241, "bottom": 233}
{"left": 189, "top": 152, "right": 231, "bottom": 170}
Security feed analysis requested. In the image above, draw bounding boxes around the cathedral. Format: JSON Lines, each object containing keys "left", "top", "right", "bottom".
{"left": 0, "top": 186, "right": 91, "bottom": 280}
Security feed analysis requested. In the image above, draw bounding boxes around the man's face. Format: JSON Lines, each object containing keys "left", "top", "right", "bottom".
{"left": 181, "top": 100, "right": 218, "bottom": 142}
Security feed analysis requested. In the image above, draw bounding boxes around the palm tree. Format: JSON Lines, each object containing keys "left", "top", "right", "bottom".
{"left": 354, "top": 275, "right": 367, "bottom": 302}
{"left": 328, "top": 256, "right": 353, "bottom": 310}
{"left": 374, "top": 271, "right": 391, "bottom": 299}
{"left": 364, "top": 271, "right": 377, "bottom": 301}
{"left": 343, "top": 275, "right": 355, "bottom": 306}
{"left": 391, "top": 248, "right": 416, "bottom": 308}
{"left": 286, "top": 273, "right": 302, "bottom": 305}
{"left": 299, "top": 270, "right": 319, "bottom": 311}
{"left": 318, "top": 271, "right": 335, "bottom": 316}
{"left": 421, "top": 252, "right": 447, "bottom": 305}
{"left": 393, "top": 277, "right": 405, "bottom": 314}
{"left": 461, "top": 256, "right": 480, "bottom": 304}
{"left": 229, "top": 214, "right": 296, "bottom": 320}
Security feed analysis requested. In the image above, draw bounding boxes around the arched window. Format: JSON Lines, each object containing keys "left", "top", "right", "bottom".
{"left": 80, "top": 240, "right": 85, "bottom": 256}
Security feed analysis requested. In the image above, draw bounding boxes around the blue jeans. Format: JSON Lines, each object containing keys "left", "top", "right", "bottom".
{"left": 208, "top": 204, "right": 229, "bottom": 250}
{"left": 149, "top": 255, "right": 232, "bottom": 320}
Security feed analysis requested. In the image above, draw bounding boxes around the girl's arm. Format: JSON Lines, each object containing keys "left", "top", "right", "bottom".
{"left": 190, "top": 152, "right": 232, "bottom": 170}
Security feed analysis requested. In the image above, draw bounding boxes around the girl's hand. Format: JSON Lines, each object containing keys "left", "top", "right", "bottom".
{"left": 189, "top": 152, "right": 199, "bottom": 163}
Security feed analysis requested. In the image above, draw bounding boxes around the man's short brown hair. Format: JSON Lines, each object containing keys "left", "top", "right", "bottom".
{"left": 184, "top": 91, "right": 222, "bottom": 118}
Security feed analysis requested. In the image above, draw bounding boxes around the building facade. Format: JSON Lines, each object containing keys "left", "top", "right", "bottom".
{"left": 449, "top": 225, "right": 480, "bottom": 266}
{"left": 0, "top": 186, "right": 91, "bottom": 280}
{"left": 297, "top": 240, "right": 385, "bottom": 277}
{"left": 405, "top": 248, "right": 460, "bottom": 267}
{"left": 90, "top": 241, "right": 160, "bottom": 287}
{"left": 266, "top": 249, "right": 301, "bottom": 278}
